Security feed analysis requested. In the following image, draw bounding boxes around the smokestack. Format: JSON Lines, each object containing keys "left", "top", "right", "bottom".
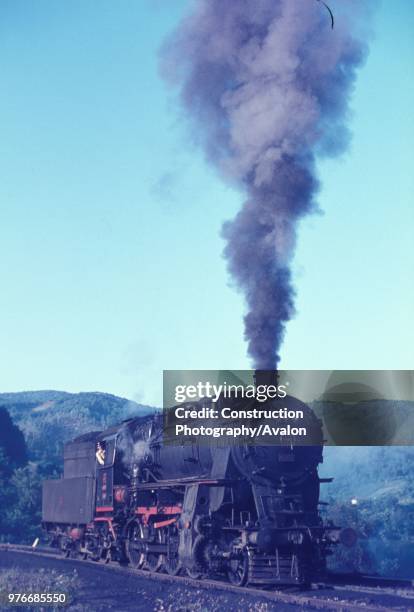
{"left": 161, "top": 0, "right": 372, "bottom": 368}
{"left": 254, "top": 370, "right": 279, "bottom": 388}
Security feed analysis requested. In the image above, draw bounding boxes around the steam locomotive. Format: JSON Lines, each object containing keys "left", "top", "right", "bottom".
{"left": 42, "top": 381, "right": 345, "bottom": 586}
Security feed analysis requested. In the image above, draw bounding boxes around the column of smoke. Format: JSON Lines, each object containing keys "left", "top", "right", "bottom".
{"left": 161, "top": 0, "right": 373, "bottom": 369}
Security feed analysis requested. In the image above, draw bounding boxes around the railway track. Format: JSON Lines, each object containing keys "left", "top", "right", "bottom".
{"left": 1, "top": 544, "right": 413, "bottom": 611}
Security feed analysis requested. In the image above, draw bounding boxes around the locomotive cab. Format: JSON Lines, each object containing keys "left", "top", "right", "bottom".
{"left": 95, "top": 435, "right": 116, "bottom": 511}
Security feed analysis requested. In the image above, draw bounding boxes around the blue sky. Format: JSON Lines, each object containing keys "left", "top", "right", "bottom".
{"left": 0, "top": 0, "right": 413, "bottom": 405}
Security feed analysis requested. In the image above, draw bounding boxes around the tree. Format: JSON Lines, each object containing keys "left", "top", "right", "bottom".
{"left": 0, "top": 407, "right": 27, "bottom": 473}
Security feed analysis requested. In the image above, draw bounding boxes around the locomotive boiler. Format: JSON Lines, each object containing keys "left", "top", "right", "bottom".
{"left": 42, "top": 385, "right": 344, "bottom": 586}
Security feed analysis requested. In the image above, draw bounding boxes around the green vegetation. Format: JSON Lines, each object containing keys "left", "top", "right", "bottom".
{"left": 323, "top": 446, "right": 414, "bottom": 578}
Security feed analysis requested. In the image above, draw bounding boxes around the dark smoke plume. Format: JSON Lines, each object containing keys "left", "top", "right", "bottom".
{"left": 161, "top": 0, "right": 373, "bottom": 369}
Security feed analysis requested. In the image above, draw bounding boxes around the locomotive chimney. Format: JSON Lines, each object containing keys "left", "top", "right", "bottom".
{"left": 254, "top": 370, "right": 279, "bottom": 388}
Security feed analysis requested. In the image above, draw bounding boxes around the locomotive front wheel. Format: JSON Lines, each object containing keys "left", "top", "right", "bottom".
{"left": 227, "top": 550, "right": 249, "bottom": 586}
{"left": 125, "top": 523, "right": 145, "bottom": 569}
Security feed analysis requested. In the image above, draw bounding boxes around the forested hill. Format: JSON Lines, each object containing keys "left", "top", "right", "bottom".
{"left": 0, "top": 390, "right": 155, "bottom": 464}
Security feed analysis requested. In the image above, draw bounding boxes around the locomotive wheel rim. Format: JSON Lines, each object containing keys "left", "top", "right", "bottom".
{"left": 162, "top": 525, "right": 181, "bottom": 576}
{"left": 186, "top": 534, "right": 208, "bottom": 579}
{"left": 126, "top": 523, "right": 145, "bottom": 568}
{"left": 164, "top": 559, "right": 182, "bottom": 576}
{"left": 227, "top": 550, "right": 249, "bottom": 586}
{"left": 144, "top": 528, "right": 163, "bottom": 572}
{"left": 186, "top": 567, "right": 203, "bottom": 579}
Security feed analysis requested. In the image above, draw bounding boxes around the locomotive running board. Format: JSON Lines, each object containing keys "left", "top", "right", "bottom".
{"left": 135, "top": 477, "right": 239, "bottom": 490}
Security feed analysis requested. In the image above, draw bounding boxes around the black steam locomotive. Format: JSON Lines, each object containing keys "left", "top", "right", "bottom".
{"left": 42, "top": 387, "right": 344, "bottom": 586}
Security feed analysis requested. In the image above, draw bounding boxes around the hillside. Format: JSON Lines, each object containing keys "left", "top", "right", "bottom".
{"left": 0, "top": 390, "right": 155, "bottom": 464}
{"left": 319, "top": 446, "right": 414, "bottom": 578}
